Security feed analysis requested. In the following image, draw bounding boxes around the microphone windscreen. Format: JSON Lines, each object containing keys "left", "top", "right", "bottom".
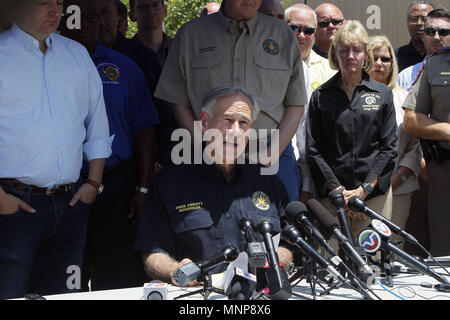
{"left": 328, "top": 189, "right": 346, "bottom": 208}
{"left": 306, "top": 199, "right": 339, "bottom": 232}
{"left": 347, "top": 196, "right": 366, "bottom": 212}
{"left": 285, "top": 201, "right": 308, "bottom": 224}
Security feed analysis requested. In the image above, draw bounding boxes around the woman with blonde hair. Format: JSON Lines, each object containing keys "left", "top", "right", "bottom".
{"left": 306, "top": 21, "right": 398, "bottom": 240}
{"left": 368, "top": 35, "right": 422, "bottom": 246}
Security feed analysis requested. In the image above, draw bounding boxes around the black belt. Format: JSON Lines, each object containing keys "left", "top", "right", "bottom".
{"left": 0, "top": 178, "right": 73, "bottom": 196}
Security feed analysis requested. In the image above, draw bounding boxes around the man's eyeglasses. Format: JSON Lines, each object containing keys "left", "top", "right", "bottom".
{"left": 289, "top": 24, "right": 315, "bottom": 35}
{"left": 317, "top": 18, "right": 344, "bottom": 28}
{"left": 373, "top": 55, "right": 392, "bottom": 63}
{"left": 424, "top": 26, "right": 450, "bottom": 37}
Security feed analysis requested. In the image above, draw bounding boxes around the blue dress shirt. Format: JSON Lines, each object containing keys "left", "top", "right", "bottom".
{"left": 397, "top": 60, "right": 425, "bottom": 92}
{"left": 0, "top": 24, "right": 113, "bottom": 187}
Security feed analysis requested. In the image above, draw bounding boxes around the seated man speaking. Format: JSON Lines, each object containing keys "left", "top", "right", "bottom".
{"left": 134, "top": 86, "right": 293, "bottom": 286}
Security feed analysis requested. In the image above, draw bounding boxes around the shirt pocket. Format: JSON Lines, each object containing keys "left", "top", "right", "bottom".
{"left": 252, "top": 55, "right": 290, "bottom": 97}
{"left": 169, "top": 207, "right": 214, "bottom": 234}
{"left": 189, "top": 52, "right": 224, "bottom": 98}
{"left": 430, "top": 76, "right": 450, "bottom": 114}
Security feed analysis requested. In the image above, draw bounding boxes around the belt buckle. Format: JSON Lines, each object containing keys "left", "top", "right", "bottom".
{"left": 45, "top": 188, "right": 55, "bottom": 196}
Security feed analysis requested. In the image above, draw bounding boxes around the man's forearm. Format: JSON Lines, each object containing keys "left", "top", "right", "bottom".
{"left": 133, "top": 126, "right": 157, "bottom": 186}
{"left": 404, "top": 110, "right": 450, "bottom": 141}
{"left": 174, "top": 104, "right": 197, "bottom": 138}
{"left": 277, "top": 106, "right": 304, "bottom": 156}
{"left": 87, "top": 158, "right": 106, "bottom": 183}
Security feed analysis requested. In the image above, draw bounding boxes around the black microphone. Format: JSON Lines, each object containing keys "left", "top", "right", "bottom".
{"left": 173, "top": 245, "right": 239, "bottom": 286}
{"left": 307, "top": 199, "right": 373, "bottom": 275}
{"left": 286, "top": 201, "right": 336, "bottom": 256}
{"left": 328, "top": 189, "right": 355, "bottom": 245}
{"left": 256, "top": 218, "right": 292, "bottom": 300}
{"left": 282, "top": 224, "right": 346, "bottom": 283}
{"left": 239, "top": 218, "right": 267, "bottom": 268}
{"left": 357, "top": 226, "right": 450, "bottom": 285}
{"left": 348, "top": 196, "right": 419, "bottom": 245}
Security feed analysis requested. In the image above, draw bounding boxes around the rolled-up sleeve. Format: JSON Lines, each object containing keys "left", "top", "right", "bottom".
{"left": 83, "top": 59, "right": 114, "bottom": 161}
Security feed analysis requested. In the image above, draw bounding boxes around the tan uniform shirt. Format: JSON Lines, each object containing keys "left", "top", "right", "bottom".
{"left": 154, "top": 11, "right": 307, "bottom": 130}
{"left": 305, "top": 50, "right": 337, "bottom": 92}
{"left": 403, "top": 49, "right": 450, "bottom": 150}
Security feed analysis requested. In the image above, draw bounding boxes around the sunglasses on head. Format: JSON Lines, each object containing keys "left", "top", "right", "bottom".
{"left": 317, "top": 18, "right": 344, "bottom": 28}
{"left": 374, "top": 55, "right": 392, "bottom": 63}
{"left": 289, "top": 24, "right": 316, "bottom": 35}
{"left": 424, "top": 26, "right": 450, "bottom": 37}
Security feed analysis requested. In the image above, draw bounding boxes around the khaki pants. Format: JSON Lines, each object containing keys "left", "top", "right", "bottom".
{"left": 319, "top": 187, "right": 393, "bottom": 253}
{"left": 391, "top": 193, "right": 413, "bottom": 249}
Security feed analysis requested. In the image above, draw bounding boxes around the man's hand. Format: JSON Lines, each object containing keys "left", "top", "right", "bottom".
{"left": 128, "top": 192, "right": 146, "bottom": 223}
{"left": 343, "top": 187, "right": 368, "bottom": 220}
{"left": 0, "top": 191, "right": 36, "bottom": 215}
{"left": 69, "top": 183, "right": 97, "bottom": 207}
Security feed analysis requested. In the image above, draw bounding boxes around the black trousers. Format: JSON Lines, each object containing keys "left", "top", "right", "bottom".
{"left": 81, "top": 161, "right": 149, "bottom": 291}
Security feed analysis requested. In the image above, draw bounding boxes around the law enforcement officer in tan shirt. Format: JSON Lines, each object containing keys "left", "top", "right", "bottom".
{"left": 403, "top": 41, "right": 450, "bottom": 256}
{"left": 155, "top": 0, "right": 307, "bottom": 202}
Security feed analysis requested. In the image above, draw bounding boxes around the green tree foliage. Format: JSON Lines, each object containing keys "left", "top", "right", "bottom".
{"left": 121, "top": 0, "right": 294, "bottom": 39}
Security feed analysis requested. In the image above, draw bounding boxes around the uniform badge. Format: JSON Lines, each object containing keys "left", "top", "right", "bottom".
{"left": 252, "top": 191, "right": 271, "bottom": 211}
{"left": 263, "top": 39, "right": 279, "bottom": 55}
{"left": 97, "top": 63, "right": 120, "bottom": 83}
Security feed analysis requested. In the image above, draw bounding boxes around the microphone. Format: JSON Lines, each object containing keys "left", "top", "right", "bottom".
{"left": 173, "top": 245, "right": 239, "bottom": 286}
{"left": 224, "top": 267, "right": 257, "bottom": 300}
{"left": 357, "top": 224, "right": 450, "bottom": 285}
{"left": 239, "top": 218, "right": 267, "bottom": 268}
{"left": 348, "top": 196, "right": 419, "bottom": 245}
{"left": 328, "top": 189, "right": 355, "bottom": 245}
{"left": 256, "top": 218, "right": 292, "bottom": 300}
{"left": 306, "top": 199, "right": 373, "bottom": 275}
{"left": 282, "top": 224, "right": 347, "bottom": 283}
{"left": 143, "top": 281, "right": 168, "bottom": 300}
{"left": 286, "top": 201, "right": 336, "bottom": 256}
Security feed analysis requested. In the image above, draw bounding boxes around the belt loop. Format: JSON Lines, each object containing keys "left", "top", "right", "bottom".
{"left": 24, "top": 185, "right": 33, "bottom": 203}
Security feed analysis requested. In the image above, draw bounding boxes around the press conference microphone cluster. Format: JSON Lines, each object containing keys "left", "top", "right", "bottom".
{"left": 307, "top": 199, "right": 373, "bottom": 276}
{"left": 282, "top": 224, "right": 346, "bottom": 284}
{"left": 239, "top": 218, "right": 267, "bottom": 269}
{"left": 348, "top": 196, "right": 419, "bottom": 245}
{"left": 256, "top": 218, "right": 292, "bottom": 300}
{"left": 173, "top": 245, "right": 239, "bottom": 286}
{"left": 286, "top": 201, "right": 336, "bottom": 256}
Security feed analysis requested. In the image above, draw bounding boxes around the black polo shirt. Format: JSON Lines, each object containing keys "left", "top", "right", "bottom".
{"left": 396, "top": 40, "right": 426, "bottom": 73}
{"left": 134, "top": 163, "right": 289, "bottom": 268}
{"left": 306, "top": 72, "right": 398, "bottom": 199}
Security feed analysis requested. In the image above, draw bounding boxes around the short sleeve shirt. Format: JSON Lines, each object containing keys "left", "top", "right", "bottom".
{"left": 403, "top": 49, "right": 450, "bottom": 150}
{"left": 134, "top": 163, "right": 289, "bottom": 268}
{"left": 154, "top": 11, "right": 307, "bottom": 130}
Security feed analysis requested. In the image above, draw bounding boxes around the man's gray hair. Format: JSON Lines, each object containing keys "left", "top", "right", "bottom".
{"left": 201, "top": 86, "right": 260, "bottom": 122}
{"left": 407, "top": 0, "right": 436, "bottom": 16}
{"left": 285, "top": 3, "right": 318, "bottom": 27}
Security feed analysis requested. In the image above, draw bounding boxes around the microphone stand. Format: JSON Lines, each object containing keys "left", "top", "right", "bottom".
{"left": 173, "top": 271, "right": 225, "bottom": 300}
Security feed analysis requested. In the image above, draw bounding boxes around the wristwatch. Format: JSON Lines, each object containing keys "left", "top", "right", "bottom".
{"left": 85, "top": 178, "right": 104, "bottom": 195}
{"left": 397, "top": 171, "right": 407, "bottom": 184}
{"left": 361, "top": 182, "right": 374, "bottom": 195}
{"left": 135, "top": 186, "right": 149, "bottom": 194}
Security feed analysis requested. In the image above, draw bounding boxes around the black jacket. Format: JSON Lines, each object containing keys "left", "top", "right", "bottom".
{"left": 306, "top": 72, "right": 398, "bottom": 199}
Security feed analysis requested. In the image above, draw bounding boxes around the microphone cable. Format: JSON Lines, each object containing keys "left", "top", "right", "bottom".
{"left": 415, "top": 243, "right": 450, "bottom": 277}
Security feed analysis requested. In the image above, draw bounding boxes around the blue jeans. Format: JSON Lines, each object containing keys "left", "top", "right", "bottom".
{"left": 0, "top": 180, "right": 90, "bottom": 299}
{"left": 276, "top": 143, "right": 301, "bottom": 202}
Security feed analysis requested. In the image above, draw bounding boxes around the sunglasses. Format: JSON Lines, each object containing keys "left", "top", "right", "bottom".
{"left": 289, "top": 24, "right": 316, "bottom": 35}
{"left": 317, "top": 18, "right": 344, "bottom": 28}
{"left": 424, "top": 26, "right": 450, "bottom": 37}
{"left": 374, "top": 55, "right": 392, "bottom": 63}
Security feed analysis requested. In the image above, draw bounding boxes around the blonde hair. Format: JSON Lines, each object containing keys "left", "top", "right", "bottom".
{"left": 367, "top": 35, "right": 399, "bottom": 89}
{"left": 328, "top": 20, "right": 373, "bottom": 72}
